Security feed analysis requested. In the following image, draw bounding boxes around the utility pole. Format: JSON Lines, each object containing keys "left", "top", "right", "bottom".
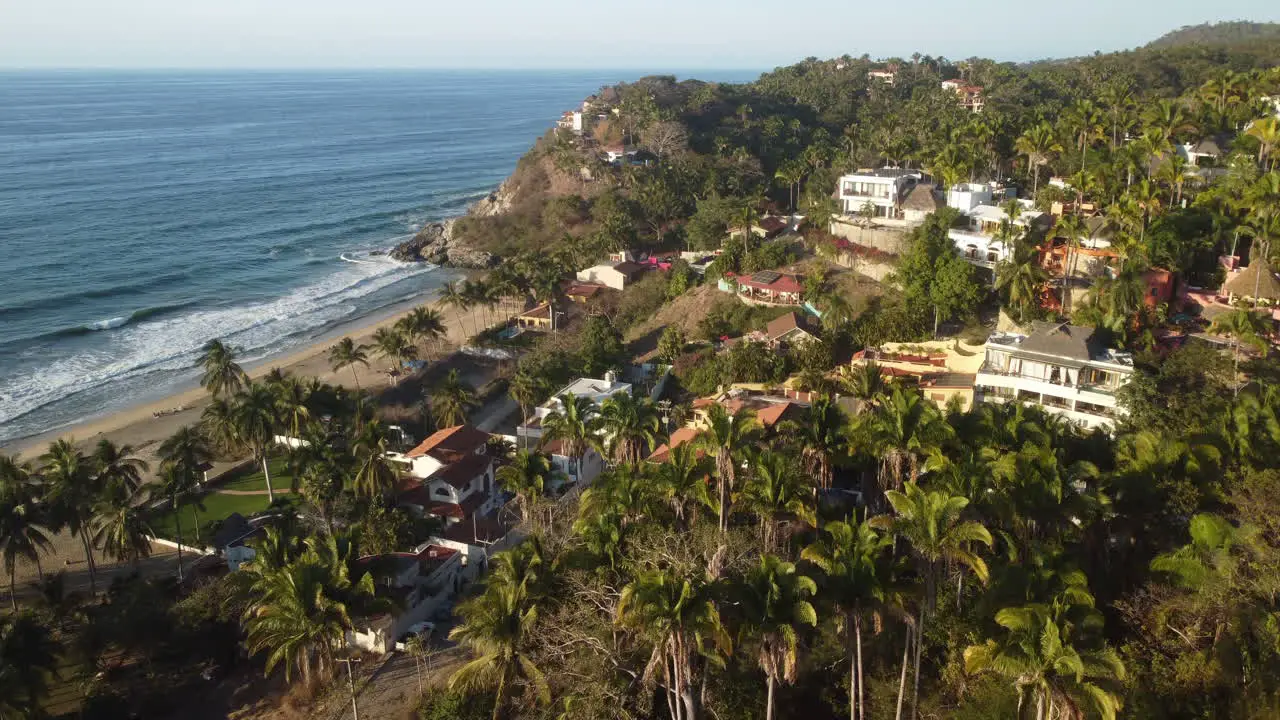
{"left": 338, "top": 657, "right": 362, "bottom": 720}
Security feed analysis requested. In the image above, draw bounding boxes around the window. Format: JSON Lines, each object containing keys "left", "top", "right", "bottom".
{"left": 433, "top": 486, "right": 450, "bottom": 497}
{"left": 930, "top": 393, "right": 946, "bottom": 402}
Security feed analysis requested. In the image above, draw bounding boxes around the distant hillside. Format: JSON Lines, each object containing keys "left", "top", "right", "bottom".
{"left": 1144, "top": 21, "right": 1280, "bottom": 49}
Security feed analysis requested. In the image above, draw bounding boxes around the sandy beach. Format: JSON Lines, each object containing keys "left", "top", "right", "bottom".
{"left": 4, "top": 285, "right": 494, "bottom": 467}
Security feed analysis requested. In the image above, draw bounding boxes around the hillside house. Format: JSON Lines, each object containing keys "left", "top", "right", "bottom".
{"left": 901, "top": 184, "right": 945, "bottom": 225}
{"left": 719, "top": 270, "right": 805, "bottom": 306}
{"left": 949, "top": 202, "right": 1046, "bottom": 269}
{"left": 835, "top": 168, "right": 922, "bottom": 220}
{"left": 765, "top": 312, "right": 820, "bottom": 346}
{"left": 941, "top": 79, "right": 985, "bottom": 112}
{"left": 390, "top": 425, "right": 503, "bottom": 527}
{"left": 576, "top": 261, "right": 645, "bottom": 290}
{"left": 975, "top": 323, "right": 1134, "bottom": 430}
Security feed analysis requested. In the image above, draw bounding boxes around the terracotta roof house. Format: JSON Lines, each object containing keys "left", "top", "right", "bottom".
{"left": 766, "top": 312, "right": 820, "bottom": 346}
{"left": 720, "top": 270, "right": 805, "bottom": 306}
{"left": 564, "top": 283, "right": 607, "bottom": 303}
{"left": 391, "top": 425, "right": 502, "bottom": 528}
{"left": 645, "top": 426, "right": 702, "bottom": 463}
{"left": 515, "top": 302, "right": 554, "bottom": 330}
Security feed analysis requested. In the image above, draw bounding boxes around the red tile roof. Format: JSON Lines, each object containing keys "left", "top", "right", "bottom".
{"left": 431, "top": 452, "right": 493, "bottom": 490}
{"left": 755, "top": 402, "right": 796, "bottom": 428}
{"left": 758, "top": 216, "right": 788, "bottom": 234}
{"left": 736, "top": 273, "right": 804, "bottom": 294}
{"left": 646, "top": 426, "right": 702, "bottom": 463}
{"left": 405, "top": 425, "right": 490, "bottom": 461}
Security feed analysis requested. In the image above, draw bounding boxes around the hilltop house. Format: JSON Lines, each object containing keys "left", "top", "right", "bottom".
{"left": 941, "top": 79, "right": 985, "bottom": 112}
{"left": 577, "top": 261, "right": 645, "bottom": 290}
{"left": 835, "top": 168, "right": 922, "bottom": 220}
{"left": 867, "top": 67, "right": 897, "bottom": 85}
{"left": 975, "top": 323, "right": 1134, "bottom": 430}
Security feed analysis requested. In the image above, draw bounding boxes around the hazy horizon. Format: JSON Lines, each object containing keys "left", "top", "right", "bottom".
{"left": 4, "top": 1, "right": 1279, "bottom": 71}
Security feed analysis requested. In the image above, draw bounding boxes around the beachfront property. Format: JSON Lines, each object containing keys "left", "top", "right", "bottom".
{"left": 940, "top": 79, "right": 985, "bottom": 112}
{"left": 390, "top": 424, "right": 504, "bottom": 530}
{"left": 974, "top": 322, "right": 1134, "bottom": 430}
{"left": 718, "top": 269, "right": 806, "bottom": 306}
{"left": 835, "top": 168, "right": 923, "bottom": 220}
{"left": 576, "top": 260, "right": 645, "bottom": 290}
{"left": 949, "top": 200, "right": 1045, "bottom": 269}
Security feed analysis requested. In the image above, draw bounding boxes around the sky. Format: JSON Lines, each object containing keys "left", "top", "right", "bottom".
{"left": 2, "top": 0, "right": 1279, "bottom": 71}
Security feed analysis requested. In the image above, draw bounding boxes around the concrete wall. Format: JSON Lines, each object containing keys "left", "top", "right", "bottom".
{"left": 828, "top": 219, "right": 911, "bottom": 255}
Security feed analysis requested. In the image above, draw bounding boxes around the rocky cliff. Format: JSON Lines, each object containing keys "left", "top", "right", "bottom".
{"left": 390, "top": 219, "right": 496, "bottom": 268}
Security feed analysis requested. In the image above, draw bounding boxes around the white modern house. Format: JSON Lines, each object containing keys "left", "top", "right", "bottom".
{"left": 949, "top": 201, "right": 1044, "bottom": 270}
{"left": 975, "top": 323, "right": 1134, "bottom": 430}
{"left": 516, "top": 373, "right": 634, "bottom": 487}
{"left": 835, "top": 168, "right": 922, "bottom": 220}
{"left": 946, "top": 182, "right": 1014, "bottom": 213}
{"left": 576, "top": 261, "right": 645, "bottom": 290}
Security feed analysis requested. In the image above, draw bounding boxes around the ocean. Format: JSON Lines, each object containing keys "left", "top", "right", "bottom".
{"left": 0, "top": 70, "right": 759, "bottom": 445}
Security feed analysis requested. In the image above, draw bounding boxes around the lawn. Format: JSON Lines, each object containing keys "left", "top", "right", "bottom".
{"left": 148, "top": 455, "right": 294, "bottom": 544}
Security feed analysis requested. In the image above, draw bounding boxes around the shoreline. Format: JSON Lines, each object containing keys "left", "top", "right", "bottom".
{"left": 4, "top": 269, "right": 490, "bottom": 463}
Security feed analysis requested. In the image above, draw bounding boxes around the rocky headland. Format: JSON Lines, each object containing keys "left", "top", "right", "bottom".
{"left": 389, "top": 183, "right": 514, "bottom": 268}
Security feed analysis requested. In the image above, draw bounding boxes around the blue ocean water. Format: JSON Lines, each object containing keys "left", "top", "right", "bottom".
{"left": 0, "top": 70, "right": 758, "bottom": 445}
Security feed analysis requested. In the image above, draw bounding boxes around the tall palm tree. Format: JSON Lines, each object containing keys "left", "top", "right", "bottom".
{"left": 243, "top": 534, "right": 378, "bottom": 686}
{"left": 496, "top": 450, "right": 554, "bottom": 525}
{"left": 397, "top": 305, "right": 447, "bottom": 358}
{"left": 449, "top": 553, "right": 550, "bottom": 720}
{"left": 41, "top": 439, "right": 102, "bottom": 594}
{"left": 695, "top": 405, "right": 761, "bottom": 534}
{"left": 617, "top": 569, "right": 731, "bottom": 720}
{"left": 1052, "top": 214, "right": 1089, "bottom": 315}
{"left": 327, "top": 337, "right": 370, "bottom": 392}
{"left": 351, "top": 420, "right": 398, "bottom": 499}
{"left": 439, "top": 281, "right": 474, "bottom": 339}
{"left": 654, "top": 444, "right": 712, "bottom": 530}
{"left": 598, "top": 393, "right": 663, "bottom": 466}
{"left": 198, "top": 338, "right": 248, "bottom": 398}
{"left": 540, "top": 393, "right": 599, "bottom": 485}
{"left": 0, "top": 461, "right": 51, "bottom": 610}
{"left": 996, "top": 240, "right": 1049, "bottom": 324}
{"left": 371, "top": 327, "right": 417, "bottom": 381}
{"left": 91, "top": 488, "right": 154, "bottom": 569}
{"left": 786, "top": 396, "right": 848, "bottom": 490}
{"left": 740, "top": 450, "right": 816, "bottom": 552}
{"left": 92, "top": 438, "right": 148, "bottom": 497}
{"left": 272, "top": 375, "right": 313, "bottom": 440}
{"left": 964, "top": 590, "right": 1126, "bottom": 720}
{"left": 233, "top": 382, "right": 282, "bottom": 503}
{"left": 1014, "top": 123, "right": 1063, "bottom": 198}
{"left": 1209, "top": 309, "right": 1270, "bottom": 394}
{"left": 432, "top": 369, "right": 477, "bottom": 428}
{"left": 802, "top": 520, "right": 897, "bottom": 720}
{"left": 153, "top": 463, "right": 196, "bottom": 580}
{"left": 0, "top": 612, "right": 61, "bottom": 716}
{"left": 741, "top": 555, "right": 818, "bottom": 720}
{"left": 841, "top": 362, "right": 888, "bottom": 404}
{"left": 1245, "top": 117, "right": 1280, "bottom": 170}
{"left": 871, "top": 482, "right": 993, "bottom": 720}
{"left": 1144, "top": 98, "right": 1195, "bottom": 146}
{"left": 864, "top": 389, "right": 950, "bottom": 496}
{"left": 508, "top": 372, "right": 546, "bottom": 444}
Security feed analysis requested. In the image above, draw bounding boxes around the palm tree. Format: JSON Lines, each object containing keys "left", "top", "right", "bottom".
{"left": 449, "top": 553, "right": 550, "bottom": 720}
{"left": 871, "top": 482, "right": 993, "bottom": 720}
{"left": 91, "top": 488, "right": 154, "bottom": 569}
{"left": 0, "top": 462, "right": 51, "bottom": 610}
{"left": 964, "top": 590, "right": 1126, "bottom": 720}
{"left": 695, "top": 405, "right": 761, "bottom": 534}
{"left": 787, "top": 396, "right": 847, "bottom": 490}
{"left": 1245, "top": 117, "right": 1280, "bottom": 170}
{"left": 508, "top": 372, "right": 546, "bottom": 445}
{"left": 432, "top": 369, "right": 477, "bottom": 428}
{"left": 774, "top": 161, "right": 806, "bottom": 211}
{"left": 272, "top": 375, "right": 313, "bottom": 440}
{"left": 327, "top": 337, "right": 370, "bottom": 392}
{"left": 371, "top": 327, "right": 417, "bottom": 381}
{"left": 540, "top": 392, "right": 599, "bottom": 485}
{"left": 802, "top": 520, "right": 896, "bottom": 720}
{"left": 198, "top": 338, "right": 248, "bottom": 398}
{"left": 864, "top": 389, "right": 950, "bottom": 496}
{"left": 233, "top": 382, "right": 282, "bottom": 503}
{"left": 617, "top": 569, "right": 731, "bottom": 720}
{"left": 439, "top": 281, "right": 474, "bottom": 339}
{"left": 996, "top": 240, "right": 1049, "bottom": 324}
{"left": 243, "top": 534, "right": 378, "bottom": 686}
{"left": 598, "top": 393, "right": 662, "bottom": 466}
{"left": 41, "top": 439, "right": 102, "bottom": 593}
{"left": 153, "top": 463, "right": 196, "bottom": 580}
{"left": 740, "top": 450, "right": 816, "bottom": 552}
{"left": 1014, "top": 123, "right": 1063, "bottom": 198}
{"left": 397, "top": 305, "right": 447, "bottom": 358}
{"left": 1145, "top": 98, "right": 1195, "bottom": 146}
{"left": 1052, "top": 214, "right": 1089, "bottom": 315}
{"left": 741, "top": 555, "right": 818, "bottom": 720}
{"left": 0, "top": 612, "right": 61, "bottom": 716}
{"left": 1209, "top": 309, "right": 1270, "bottom": 393}
{"left": 496, "top": 450, "right": 554, "bottom": 525}
{"left": 654, "top": 443, "right": 712, "bottom": 529}
{"left": 92, "top": 438, "right": 148, "bottom": 497}
{"left": 841, "top": 362, "right": 888, "bottom": 404}
{"left": 351, "top": 420, "right": 398, "bottom": 499}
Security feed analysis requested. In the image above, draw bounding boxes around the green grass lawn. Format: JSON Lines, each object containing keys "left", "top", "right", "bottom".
{"left": 148, "top": 456, "right": 294, "bottom": 544}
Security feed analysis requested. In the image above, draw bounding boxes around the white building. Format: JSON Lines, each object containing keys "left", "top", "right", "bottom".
{"left": 868, "top": 69, "right": 897, "bottom": 85}
{"left": 517, "top": 373, "right": 633, "bottom": 487}
{"left": 390, "top": 425, "right": 503, "bottom": 526}
{"left": 576, "top": 261, "right": 645, "bottom": 290}
{"left": 949, "top": 201, "right": 1044, "bottom": 270}
{"left": 975, "top": 323, "right": 1134, "bottom": 431}
{"left": 835, "top": 168, "right": 922, "bottom": 220}
{"left": 946, "top": 182, "right": 1012, "bottom": 213}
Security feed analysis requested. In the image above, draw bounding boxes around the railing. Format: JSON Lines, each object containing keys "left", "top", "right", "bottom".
{"left": 978, "top": 364, "right": 1078, "bottom": 388}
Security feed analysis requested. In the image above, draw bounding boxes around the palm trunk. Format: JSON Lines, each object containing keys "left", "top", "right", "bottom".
{"left": 9, "top": 565, "right": 16, "bottom": 611}
{"left": 261, "top": 456, "right": 275, "bottom": 503}
{"left": 911, "top": 610, "right": 925, "bottom": 720}
{"left": 350, "top": 366, "right": 362, "bottom": 392}
{"left": 80, "top": 527, "right": 97, "bottom": 594}
{"left": 895, "top": 625, "right": 911, "bottom": 720}
{"left": 491, "top": 665, "right": 508, "bottom": 720}
{"left": 766, "top": 675, "right": 776, "bottom": 720}
{"left": 174, "top": 496, "right": 184, "bottom": 582}
{"left": 854, "top": 613, "right": 865, "bottom": 720}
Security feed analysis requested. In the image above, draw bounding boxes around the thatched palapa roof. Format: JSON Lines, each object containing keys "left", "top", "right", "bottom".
{"left": 1224, "top": 257, "right": 1280, "bottom": 300}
